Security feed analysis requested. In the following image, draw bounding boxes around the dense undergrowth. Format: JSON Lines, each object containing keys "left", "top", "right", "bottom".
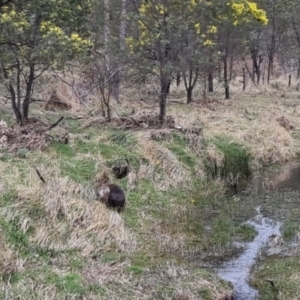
{"left": 1, "top": 85, "right": 300, "bottom": 299}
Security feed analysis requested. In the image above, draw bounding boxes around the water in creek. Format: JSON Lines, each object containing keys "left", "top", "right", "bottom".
{"left": 215, "top": 163, "right": 300, "bottom": 300}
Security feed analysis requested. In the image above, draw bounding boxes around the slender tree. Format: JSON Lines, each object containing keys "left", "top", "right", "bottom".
{"left": 0, "top": 0, "right": 92, "bottom": 125}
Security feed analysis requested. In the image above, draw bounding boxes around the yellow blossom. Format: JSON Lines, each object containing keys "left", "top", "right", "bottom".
{"left": 207, "top": 25, "right": 217, "bottom": 34}
{"left": 194, "top": 23, "right": 201, "bottom": 34}
{"left": 203, "top": 39, "right": 213, "bottom": 46}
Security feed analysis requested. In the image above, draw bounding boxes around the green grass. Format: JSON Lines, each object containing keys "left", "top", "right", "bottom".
{"left": 198, "top": 287, "right": 214, "bottom": 300}
{"left": 164, "top": 136, "right": 196, "bottom": 170}
{"left": 205, "top": 136, "right": 252, "bottom": 182}
{"left": 109, "top": 130, "right": 137, "bottom": 147}
{"left": 51, "top": 142, "right": 76, "bottom": 158}
{"left": 0, "top": 106, "right": 259, "bottom": 299}
{"left": 251, "top": 256, "right": 300, "bottom": 300}
{"left": 282, "top": 221, "right": 299, "bottom": 241}
{"left": 55, "top": 273, "right": 85, "bottom": 295}
{"left": 0, "top": 188, "right": 18, "bottom": 207}
{"left": 0, "top": 219, "right": 29, "bottom": 255}
{"left": 60, "top": 157, "right": 96, "bottom": 183}
{"left": 235, "top": 224, "right": 257, "bottom": 241}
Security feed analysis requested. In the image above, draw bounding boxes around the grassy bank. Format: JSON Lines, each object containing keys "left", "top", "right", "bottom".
{"left": 251, "top": 256, "right": 300, "bottom": 300}
{"left": 1, "top": 84, "right": 300, "bottom": 299}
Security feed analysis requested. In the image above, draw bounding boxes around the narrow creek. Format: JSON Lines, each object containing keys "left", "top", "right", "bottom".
{"left": 214, "top": 163, "right": 300, "bottom": 300}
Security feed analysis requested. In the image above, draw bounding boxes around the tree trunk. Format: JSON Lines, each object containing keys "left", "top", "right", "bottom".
{"left": 183, "top": 68, "right": 199, "bottom": 104}
{"left": 2, "top": 63, "right": 22, "bottom": 123}
{"left": 242, "top": 67, "right": 246, "bottom": 91}
{"left": 218, "top": 62, "right": 221, "bottom": 80}
{"left": 224, "top": 57, "right": 230, "bottom": 99}
{"left": 208, "top": 72, "right": 213, "bottom": 92}
{"left": 267, "top": 12, "right": 276, "bottom": 84}
{"left": 186, "top": 88, "right": 192, "bottom": 104}
{"left": 176, "top": 72, "right": 181, "bottom": 86}
{"left": 111, "top": 0, "right": 126, "bottom": 103}
{"left": 267, "top": 55, "right": 273, "bottom": 84}
{"left": 288, "top": 74, "right": 291, "bottom": 87}
{"left": 111, "top": 62, "right": 120, "bottom": 102}
{"left": 250, "top": 47, "right": 260, "bottom": 85}
{"left": 9, "top": 83, "right": 22, "bottom": 124}
{"left": 229, "top": 52, "right": 234, "bottom": 81}
{"left": 22, "top": 65, "right": 35, "bottom": 122}
{"left": 159, "top": 80, "right": 169, "bottom": 124}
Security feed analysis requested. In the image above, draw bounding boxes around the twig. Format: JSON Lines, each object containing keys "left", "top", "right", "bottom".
{"left": 29, "top": 98, "right": 44, "bottom": 103}
{"left": 33, "top": 167, "right": 46, "bottom": 184}
{"left": 45, "top": 116, "right": 64, "bottom": 132}
{"left": 130, "top": 117, "right": 141, "bottom": 127}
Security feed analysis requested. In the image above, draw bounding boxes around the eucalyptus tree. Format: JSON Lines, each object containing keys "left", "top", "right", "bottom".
{"left": 210, "top": 0, "right": 268, "bottom": 98}
{"left": 124, "top": 0, "right": 268, "bottom": 123}
{"left": 125, "top": 0, "right": 216, "bottom": 121}
{"left": 0, "top": 0, "right": 93, "bottom": 125}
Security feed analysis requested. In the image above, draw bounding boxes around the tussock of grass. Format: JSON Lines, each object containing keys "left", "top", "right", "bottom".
{"left": 0, "top": 160, "right": 135, "bottom": 257}
{"left": 241, "top": 118, "right": 294, "bottom": 168}
{"left": 0, "top": 228, "right": 25, "bottom": 279}
{"left": 138, "top": 134, "right": 189, "bottom": 187}
{"left": 43, "top": 79, "right": 83, "bottom": 114}
{"left": 168, "top": 93, "right": 298, "bottom": 169}
{"left": 251, "top": 256, "right": 300, "bottom": 300}
{"left": 204, "top": 136, "right": 251, "bottom": 185}
{"left": 82, "top": 260, "right": 130, "bottom": 285}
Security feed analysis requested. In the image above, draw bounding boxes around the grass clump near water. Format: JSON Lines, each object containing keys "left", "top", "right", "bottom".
{"left": 204, "top": 136, "right": 251, "bottom": 187}
{"left": 251, "top": 256, "right": 300, "bottom": 300}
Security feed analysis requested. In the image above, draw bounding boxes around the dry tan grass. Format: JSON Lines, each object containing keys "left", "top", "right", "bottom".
{"left": 7, "top": 80, "right": 300, "bottom": 299}
{"left": 0, "top": 229, "right": 25, "bottom": 278}
{"left": 82, "top": 260, "right": 130, "bottom": 285}
{"left": 167, "top": 88, "right": 299, "bottom": 169}
{"left": 42, "top": 78, "right": 84, "bottom": 114}
{"left": 0, "top": 158, "right": 135, "bottom": 257}
{"left": 137, "top": 132, "right": 189, "bottom": 187}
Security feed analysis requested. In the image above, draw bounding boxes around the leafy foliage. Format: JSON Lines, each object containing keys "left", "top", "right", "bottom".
{"left": 0, "top": 0, "right": 93, "bottom": 123}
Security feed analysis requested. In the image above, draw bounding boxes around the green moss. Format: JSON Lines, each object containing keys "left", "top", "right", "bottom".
{"left": 0, "top": 152, "right": 13, "bottom": 162}
{"left": 16, "top": 148, "right": 30, "bottom": 159}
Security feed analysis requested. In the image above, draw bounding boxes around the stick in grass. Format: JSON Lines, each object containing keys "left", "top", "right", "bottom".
{"left": 33, "top": 167, "right": 46, "bottom": 184}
